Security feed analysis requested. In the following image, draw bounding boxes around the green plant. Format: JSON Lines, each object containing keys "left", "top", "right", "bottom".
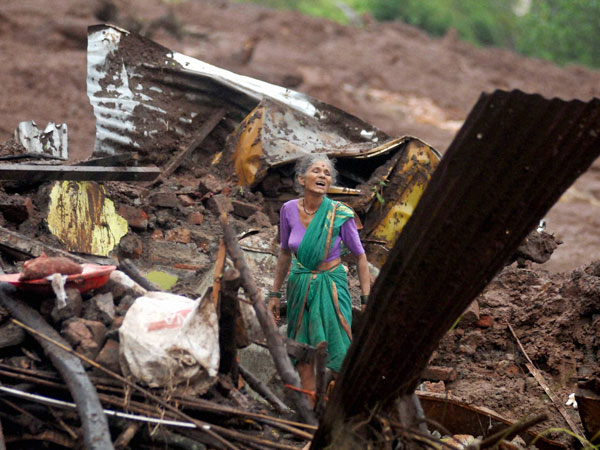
{"left": 371, "top": 179, "right": 387, "bottom": 205}
{"left": 236, "top": 0, "right": 600, "bottom": 68}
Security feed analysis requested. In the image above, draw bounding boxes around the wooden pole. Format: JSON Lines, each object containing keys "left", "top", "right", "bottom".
{"left": 238, "top": 363, "right": 291, "bottom": 414}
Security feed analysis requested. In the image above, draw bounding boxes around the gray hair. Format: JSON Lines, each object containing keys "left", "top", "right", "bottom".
{"left": 294, "top": 153, "right": 337, "bottom": 192}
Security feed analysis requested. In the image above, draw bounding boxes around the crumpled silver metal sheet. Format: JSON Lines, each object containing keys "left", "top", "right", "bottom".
{"left": 86, "top": 24, "right": 387, "bottom": 165}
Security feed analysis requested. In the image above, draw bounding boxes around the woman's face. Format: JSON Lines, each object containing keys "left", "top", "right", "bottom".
{"left": 299, "top": 160, "right": 332, "bottom": 195}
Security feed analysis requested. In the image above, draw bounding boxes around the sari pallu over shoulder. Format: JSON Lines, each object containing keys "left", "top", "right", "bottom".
{"left": 286, "top": 197, "right": 355, "bottom": 372}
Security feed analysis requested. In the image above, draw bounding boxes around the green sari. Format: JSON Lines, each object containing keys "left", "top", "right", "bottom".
{"left": 286, "top": 196, "right": 355, "bottom": 372}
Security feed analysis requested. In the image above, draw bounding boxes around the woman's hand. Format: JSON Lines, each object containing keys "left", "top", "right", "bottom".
{"left": 268, "top": 296, "right": 281, "bottom": 323}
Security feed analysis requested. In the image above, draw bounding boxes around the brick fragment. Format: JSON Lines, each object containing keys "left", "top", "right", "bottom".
{"left": 422, "top": 365, "right": 457, "bottom": 382}
{"left": 83, "top": 292, "right": 115, "bottom": 326}
{"left": 61, "top": 318, "right": 93, "bottom": 347}
{"left": 231, "top": 199, "right": 262, "bottom": 219}
{"left": 94, "top": 339, "right": 121, "bottom": 375}
{"left": 188, "top": 211, "right": 204, "bottom": 225}
{"left": 476, "top": 315, "right": 493, "bottom": 328}
{"left": 178, "top": 194, "right": 196, "bottom": 207}
{"left": 198, "top": 174, "right": 224, "bottom": 194}
{"left": 81, "top": 319, "right": 107, "bottom": 347}
{"left": 118, "top": 205, "right": 148, "bottom": 230}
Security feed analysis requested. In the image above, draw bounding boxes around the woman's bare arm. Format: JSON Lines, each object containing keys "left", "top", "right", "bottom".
{"left": 357, "top": 252, "right": 371, "bottom": 309}
{"left": 268, "top": 248, "right": 292, "bottom": 321}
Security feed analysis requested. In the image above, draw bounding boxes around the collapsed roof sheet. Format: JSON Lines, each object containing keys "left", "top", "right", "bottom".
{"left": 86, "top": 24, "right": 388, "bottom": 165}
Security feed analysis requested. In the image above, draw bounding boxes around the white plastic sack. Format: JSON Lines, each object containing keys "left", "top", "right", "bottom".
{"left": 119, "top": 292, "right": 219, "bottom": 392}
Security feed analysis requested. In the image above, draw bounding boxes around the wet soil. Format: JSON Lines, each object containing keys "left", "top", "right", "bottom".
{"left": 1, "top": 0, "right": 600, "bottom": 445}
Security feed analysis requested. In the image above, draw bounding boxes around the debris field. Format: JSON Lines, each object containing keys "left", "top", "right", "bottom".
{"left": 0, "top": 0, "right": 600, "bottom": 449}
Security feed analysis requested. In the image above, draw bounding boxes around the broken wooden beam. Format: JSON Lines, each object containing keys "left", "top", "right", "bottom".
{"left": 314, "top": 341, "right": 328, "bottom": 420}
{"left": 0, "top": 225, "right": 90, "bottom": 263}
{"left": 0, "top": 283, "right": 114, "bottom": 450}
{"left": 219, "top": 267, "right": 242, "bottom": 383}
{"left": 312, "top": 90, "right": 600, "bottom": 448}
{"left": 161, "top": 108, "right": 226, "bottom": 180}
{"left": 0, "top": 164, "right": 160, "bottom": 182}
{"left": 74, "top": 153, "right": 137, "bottom": 167}
{"left": 216, "top": 205, "right": 317, "bottom": 425}
{"left": 117, "top": 258, "right": 161, "bottom": 291}
{"left": 238, "top": 363, "right": 291, "bottom": 414}
{"left": 254, "top": 336, "right": 317, "bottom": 364}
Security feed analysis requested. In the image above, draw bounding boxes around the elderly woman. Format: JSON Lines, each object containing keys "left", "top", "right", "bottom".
{"left": 268, "top": 154, "right": 370, "bottom": 405}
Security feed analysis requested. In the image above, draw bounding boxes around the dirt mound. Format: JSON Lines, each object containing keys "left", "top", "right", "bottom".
{"left": 433, "top": 262, "right": 600, "bottom": 442}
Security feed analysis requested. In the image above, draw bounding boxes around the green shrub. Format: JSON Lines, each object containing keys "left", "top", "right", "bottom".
{"left": 235, "top": 0, "right": 600, "bottom": 68}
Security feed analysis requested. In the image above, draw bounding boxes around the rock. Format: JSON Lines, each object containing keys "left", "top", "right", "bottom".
{"left": 0, "top": 321, "right": 25, "bottom": 348}
{"left": 165, "top": 226, "right": 191, "bottom": 244}
{"left": 118, "top": 233, "right": 143, "bottom": 259}
{"left": 150, "top": 240, "right": 210, "bottom": 266}
{"left": 420, "top": 380, "right": 446, "bottom": 394}
{"left": 207, "top": 194, "right": 233, "bottom": 215}
{"left": 116, "top": 294, "right": 136, "bottom": 316}
{"left": 98, "top": 271, "right": 147, "bottom": 300}
{"left": 77, "top": 339, "right": 101, "bottom": 363}
{"left": 148, "top": 191, "right": 178, "bottom": 208}
{"left": 50, "top": 287, "right": 83, "bottom": 323}
{"left": 190, "top": 228, "right": 216, "bottom": 253}
{"left": 83, "top": 292, "right": 115, "bottom": 326}
{"left": 247, "top": 211, "right": 272, "bottom": 228}
{"left": 238, "top": 343, "right": 285, "bottom": 401}
{"left": 459, "top": 300, "right": 479, "bottom": 327}
{"left": 231, "top": 199, "right": 263, "bottom": 219}
{"left": 177, "top": 194, "right": 196, "bottom": 207}
{"left": 0, "top": 193, "right": 34, "bottom": 224}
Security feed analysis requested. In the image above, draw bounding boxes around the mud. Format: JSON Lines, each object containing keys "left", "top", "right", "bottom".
{"left": 1, "top": 0, "right": 600, "bottom": 446}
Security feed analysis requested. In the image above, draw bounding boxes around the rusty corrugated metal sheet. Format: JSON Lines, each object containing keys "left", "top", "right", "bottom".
{"left": 86, "top": 24, "right": 386, "bottom": 166}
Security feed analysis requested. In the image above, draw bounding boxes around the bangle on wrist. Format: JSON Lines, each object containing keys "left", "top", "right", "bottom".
{"left": 360, "top": 294, "right": 369, "bottom": 305}
{"left": 268, "top": 291, "right": 282, "bottom": 298}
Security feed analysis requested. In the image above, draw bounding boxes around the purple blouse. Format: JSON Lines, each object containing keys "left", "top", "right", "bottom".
{"left": 280, "top": 199, "right": 365, "bottom": 262}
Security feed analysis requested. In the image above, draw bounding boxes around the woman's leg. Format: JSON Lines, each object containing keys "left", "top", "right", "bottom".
{"left": 297, "top": 361, "right": 316, "bottom": 408}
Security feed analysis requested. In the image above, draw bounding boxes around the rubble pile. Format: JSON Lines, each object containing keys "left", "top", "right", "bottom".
{"left": 0, "top": 173, "right": 318, "bottom": 449}
{"left": 0, "top": 3, "right": 599, "bottom": 448}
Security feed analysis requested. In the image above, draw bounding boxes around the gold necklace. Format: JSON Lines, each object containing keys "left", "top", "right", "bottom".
{"left": 302, "top": 199, "right": 318, "bottom": 215}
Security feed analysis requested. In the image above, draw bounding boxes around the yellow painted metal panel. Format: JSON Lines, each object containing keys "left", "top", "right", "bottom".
{"left": 232, "top": 105, "right": 266, "bottom": 186}
{"left": 47, "top": 181, "right": 128, "bottom": 256}
{"left": 371, "top": 182, "right": 426, "bottom": 244}
{"left": 366, "top": 140, "right": 440, "bottom": 267}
